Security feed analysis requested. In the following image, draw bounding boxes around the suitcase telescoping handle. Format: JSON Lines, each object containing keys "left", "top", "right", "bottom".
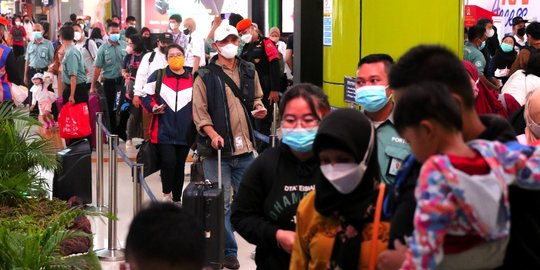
{"left": 217, "top": 141, "right": 222, "bottom": 189}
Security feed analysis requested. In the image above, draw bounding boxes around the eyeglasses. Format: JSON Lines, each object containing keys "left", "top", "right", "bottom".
{"left": 281, "top": 115, "right": 319, "bottom": 127}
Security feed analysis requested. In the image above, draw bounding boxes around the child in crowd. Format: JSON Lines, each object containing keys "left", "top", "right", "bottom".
{"left": 393, "top": 81, "right": 540, "bottom": 269}
{"left": 29, "top": 73, "right": 56, "bottom": 128}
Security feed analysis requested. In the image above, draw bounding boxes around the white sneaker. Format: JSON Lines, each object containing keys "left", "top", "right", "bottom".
{"left": 126, "top": 140, "right": 133, "bottom": 147}
{"left": 162, "top": 193, "right": 173, "bottom": 202}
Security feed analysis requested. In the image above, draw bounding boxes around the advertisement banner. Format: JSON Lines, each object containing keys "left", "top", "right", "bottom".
{"left": 142, "top": 0, "right": 247, "bottom": 35}
{"left": 466, "top": 0, "right": 540, "bottom": 34}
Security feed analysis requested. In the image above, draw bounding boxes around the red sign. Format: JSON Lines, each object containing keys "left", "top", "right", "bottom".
{"left": 464, "top": 5, "right": 498, "bottom": 28}
{"left": 144, "top": 0, "right": 171, "bottom": 31}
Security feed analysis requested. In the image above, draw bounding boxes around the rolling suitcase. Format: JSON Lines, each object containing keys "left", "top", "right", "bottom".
{"left": 183, "top": 147, "right": 225, "bottom": 270}
{"left": 53, "top": 139, "right": 92, "bottom": 204}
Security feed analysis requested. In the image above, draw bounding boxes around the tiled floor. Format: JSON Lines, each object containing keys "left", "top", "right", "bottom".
{"left": 41, "top": 129, "right": 256, "bottom": 270}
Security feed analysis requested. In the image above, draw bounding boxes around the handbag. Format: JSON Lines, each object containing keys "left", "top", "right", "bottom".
{"left": 58, "top": 102, "right": 92, "bottom": 139}
{"left": 136, "top": 139, "right": 160, "bottom": 177}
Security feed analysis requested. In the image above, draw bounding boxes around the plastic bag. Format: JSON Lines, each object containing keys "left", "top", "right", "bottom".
{"left": 11, "top": 84, "right": 28, "bottom": 105}
{"left": 59, "top": 102, "right": 92, "bottom": 139}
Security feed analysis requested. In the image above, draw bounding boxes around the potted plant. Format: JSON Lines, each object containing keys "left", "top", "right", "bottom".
{"left": 0, "top": 102, "right": 100, "bottom": 269}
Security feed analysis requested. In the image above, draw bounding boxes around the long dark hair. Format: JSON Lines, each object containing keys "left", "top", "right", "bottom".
{"left": 129, "top": 34, "right": 146, "bottom": 54}
{"left": 90, "top": 27, "right": 102, "bottom": 39}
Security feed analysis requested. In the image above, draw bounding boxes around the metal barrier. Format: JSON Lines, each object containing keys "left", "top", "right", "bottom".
{"left": 94, "top": 112, "right": 157, "bottom": 262}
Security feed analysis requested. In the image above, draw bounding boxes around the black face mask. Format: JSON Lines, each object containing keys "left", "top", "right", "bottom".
{"left": 518, "top": 28, "right": 526, "bottom": 37}
{"left": 183, "top": 28, "right": 190, "bottom": 35}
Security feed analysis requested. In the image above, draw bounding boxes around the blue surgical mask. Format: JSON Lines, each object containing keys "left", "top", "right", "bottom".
{"left": 479, "top": 40, "right": 486, "bottom": 50}
{"left": 33, "top": 31, "right": 42, "bottom": 40}
{"left": 110, "top": 33, "right": 120, "bottom": 42}
{"left": 501, "top": 43, "right": 514, "bottom": 53}
{"left": 355, "top": 85, "right": 390, "bottom": 112}
{"left": 281, "top": 127, "right": 318, "bottom": 153}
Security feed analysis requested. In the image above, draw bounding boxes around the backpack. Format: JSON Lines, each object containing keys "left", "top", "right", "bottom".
{"left": 12, "top": 26, "right": 23, "bottom": 42}
{"left": 148, "top": 51, "right": 156, "bottom": 64}
{"left": 83, "top": 39, "right": 95, "bottom": 60}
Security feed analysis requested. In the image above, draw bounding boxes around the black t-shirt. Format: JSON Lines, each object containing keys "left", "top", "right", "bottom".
{"left": 387, "top": 114, "right": 516, "bottom": 249}
{"left": 231, "top": 143, "right": 318, "bottom": 270}
{"left": 286, "top": 34, "right": 294, "bottom": 51}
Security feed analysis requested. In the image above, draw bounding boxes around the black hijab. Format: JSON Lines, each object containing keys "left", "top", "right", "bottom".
{"left": 313, "top": 108, "right": 380, "bottom": 270}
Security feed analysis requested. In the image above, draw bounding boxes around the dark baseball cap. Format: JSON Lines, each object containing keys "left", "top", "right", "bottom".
{"left": 512, "top": 16, "right": 528, "bottom": 25}
{"left": 159, "top": 32, "right": 173, "bottom": 43}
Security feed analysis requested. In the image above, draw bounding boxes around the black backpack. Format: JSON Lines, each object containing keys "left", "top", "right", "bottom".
{"left": 12, "top": 26, "right": 23, "bottom": 42}
{"left": 83, "top": 39, "right": 95, "bottom": 60}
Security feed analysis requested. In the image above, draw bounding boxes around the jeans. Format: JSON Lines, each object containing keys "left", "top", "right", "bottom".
{"left": 203, "top": 152, "right": 255, "bottom": 258}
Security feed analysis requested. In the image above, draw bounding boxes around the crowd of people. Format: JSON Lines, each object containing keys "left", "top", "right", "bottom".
{"left": 1, "top": 10, "right": 540, "bottom": 270}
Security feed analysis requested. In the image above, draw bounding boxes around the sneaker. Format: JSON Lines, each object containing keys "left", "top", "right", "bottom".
{"left": 223, "top": 256, "right": 240, "bottom": 269}
{"left": 162, "top": 193, "right": 172, "bottom": 202}
{"left": 126, "top": 140, "right": 133, "bottom": 147}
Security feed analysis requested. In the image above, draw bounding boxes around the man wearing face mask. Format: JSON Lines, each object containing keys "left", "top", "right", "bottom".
{"left": 510, "top": 21, "right": 540, "bottom": 76}
{"left": 237, "top": 18, "right": 282, "bottom": 153}
{"left": 355, "top": 54, "right": 410, "bottom": 185}
{"left": 192, "top": 24, "right": 266, "bottom": 269}
{"left": 465, "top": 25, "right": 500, "bottom": 91}
{"left": 91, "top": 22, "right": 127, "bottom": 138}
{"left": 182, "top": 18, "right": 205, "bottom": 74}
{"left": 512, "top": 16, "right": 528, "bottom": 49}
{"left": 24, "top": 23, "right": 54, "bottom": 99}
{"left": 168, "top": 14, "right": 188, "bottom": 50}
{"left": 73, "top": 23, "right": 98, "bottom": 88}
{"left": 133, "top": 33, "right": 171, "bottom": 139}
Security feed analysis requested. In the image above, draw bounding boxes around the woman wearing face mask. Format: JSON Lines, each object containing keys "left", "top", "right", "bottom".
{"left": 140, "top": 27, "right": 153, "bottom": 51}
{"left": 122, "top": 34, "right": 147, "bottom": 147}
{"left": 231, "top": 84, "right": 331, "bottom": 270}
{"left": 290, "top": 108, "right": 390, "bottom": 270}
{"left": 10, "top": 16, "right": 28, "bottom": 58}
{"left": 492, "top": 35, "right": 518, "bottom": 85}
{"left": 517, "top": 89, "right": 540, "bottom": 145}
{"left": 141, "top": 44, "right": 193, "bottom": 203}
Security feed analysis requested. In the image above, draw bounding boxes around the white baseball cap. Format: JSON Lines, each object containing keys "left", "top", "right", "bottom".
{"left": 214, "top": 24, "right": 239, "bottom": 42}
{"left": 32, "top": 73, "right": 44, "bottom": 81}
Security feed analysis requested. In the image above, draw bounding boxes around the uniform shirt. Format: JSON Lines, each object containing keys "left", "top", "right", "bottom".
{"left": 184, "top": 30, "right": 206, "bottom": 68}
{"left": 464, "top": 42, "right": 486, "bottom": 76}
{"left": 62, "top": 45, "right": 87, "bottom": 85}
{"left": 93, "top": 40, "right": 127, "bottom": 79}
{"left": 192, "top": 58, "right": 264, "bottom": 156}
{"left": 240, "top": 37, "right": 281, "bottom": 94}
{"left": 75, "top": 38, "right": 99, "bottom": 84}
{"left": 25, "top": 38, "right": 55, "bottom": 69}
{"left": 134, "top": 48, "right": 168, "bottom": 97}
{"left": 374, "top": 110, "right": 410, "bottom": 185}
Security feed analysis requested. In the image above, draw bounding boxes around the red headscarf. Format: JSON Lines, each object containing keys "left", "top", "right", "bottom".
{"left": 463, "top": 60, "right": 508, "bottom": 117}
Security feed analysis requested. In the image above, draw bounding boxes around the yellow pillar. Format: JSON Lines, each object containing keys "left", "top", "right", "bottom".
{"left": 323, "top": 0, "right": 464, "bottom": 108}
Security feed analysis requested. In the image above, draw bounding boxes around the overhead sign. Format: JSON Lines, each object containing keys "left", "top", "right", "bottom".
{"left": 466, "top": 0, "right": 540, "bottom": 34}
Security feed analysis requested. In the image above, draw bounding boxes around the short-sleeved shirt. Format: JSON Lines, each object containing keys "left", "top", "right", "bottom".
{"left": 185, "top": 30, "right": 206, "bottom": 68}
{"left": 464, "top": 42, "right": 486, "bottom": 76}
{"left": 286, "top": 34, "right": 294, "bottom": 50}
{"left": 171, "top": 31, "right": 189, "bottom": 50}
{"left": 93, "top": 40, "right": 127, "bottom": 79}
{"left": 75, "top": 39, "right": 99, "bottom": 83}
{"left": 10, "top": 26, "right": 26, "bottom": 46}
{"left": 62, "top": 45, "right": 87, "bottom": 85}
{"left": 25, "top": 38, "right": 55, "bottom": 69}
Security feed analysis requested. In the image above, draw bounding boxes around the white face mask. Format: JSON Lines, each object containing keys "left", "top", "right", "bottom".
{"left": 487, "top": 28, "right": 495, "bottom": 38}
{"left": 74, "top": 31, "right": 82, "bottom": 41}
{"left": 319, "top": 124, "right": 374, "bottom": 194}
{"left": 218, "top": 43, "right": 238, "bottom": 59}
{"left": 169, "top": 22, "right": 178, "bottom": 30}
{"left": 241, "top": 33, "right": 253, "bottom": 44}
